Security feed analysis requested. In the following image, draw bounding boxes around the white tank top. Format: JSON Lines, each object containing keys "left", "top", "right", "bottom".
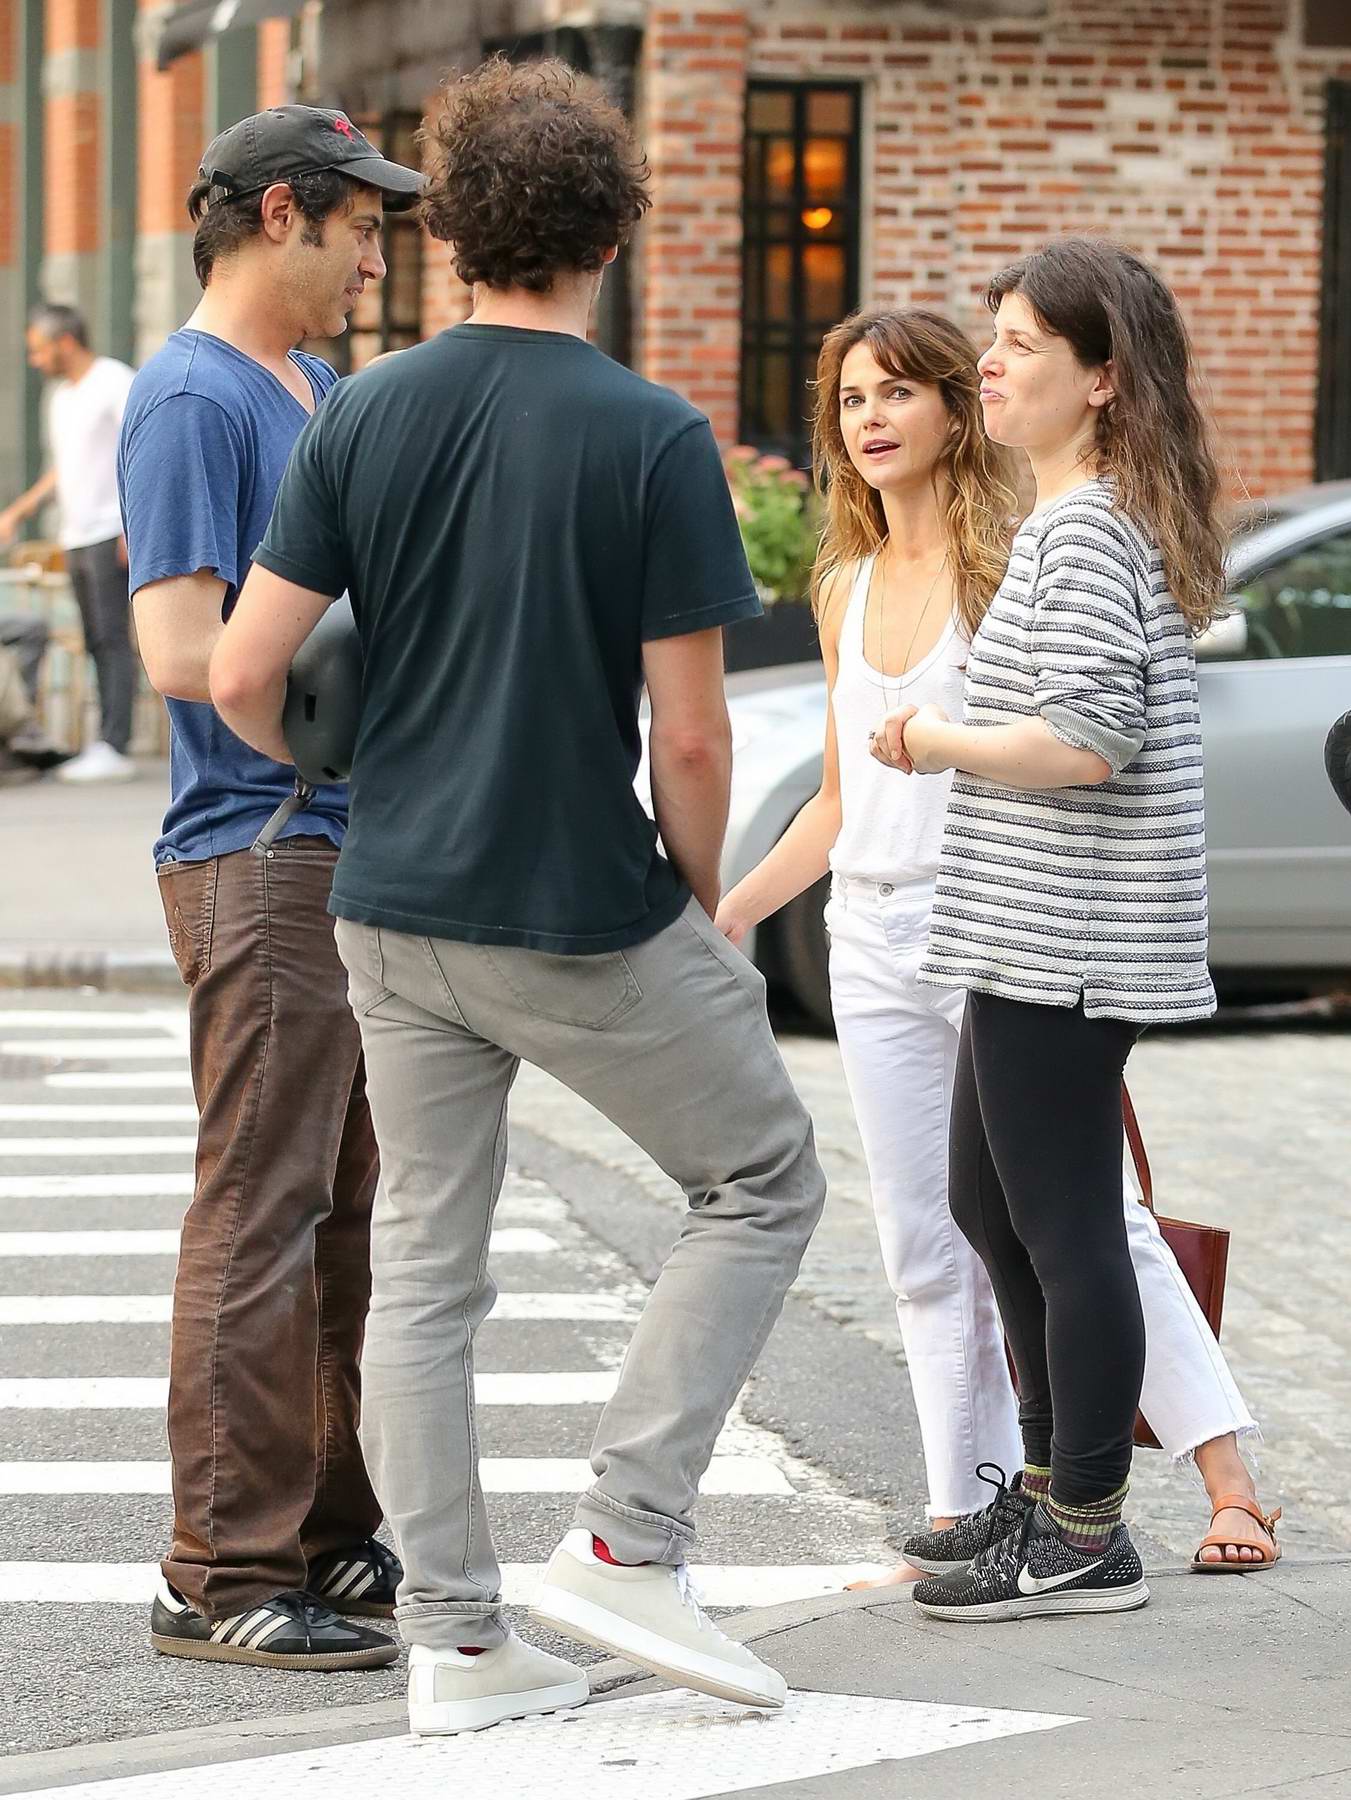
{"left": 828, "top": 554, "right": 968, "bottom": 886}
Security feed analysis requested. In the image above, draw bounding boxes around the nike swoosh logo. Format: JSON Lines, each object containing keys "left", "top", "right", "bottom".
{"left": 1017, "top": 1557, "right": 1104, "bottom": 1596}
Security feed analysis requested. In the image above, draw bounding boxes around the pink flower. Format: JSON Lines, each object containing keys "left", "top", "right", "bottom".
{"left": 726, "top": 444, "right": 761, "bottom": 464}
{"left": 757, "top": 454, "right": 792, "bottom": 474}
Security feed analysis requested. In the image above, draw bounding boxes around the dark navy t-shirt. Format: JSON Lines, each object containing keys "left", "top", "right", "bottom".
{"left": 253, "top": 325, "right": 762, "bottom": 954}
{"left": 117, "top": 330, "right": 348, "bottom": 865}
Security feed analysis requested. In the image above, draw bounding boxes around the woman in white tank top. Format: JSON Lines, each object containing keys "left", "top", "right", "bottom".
{"left": 717, "top": 307, "right": 1275, "bottom": 1575}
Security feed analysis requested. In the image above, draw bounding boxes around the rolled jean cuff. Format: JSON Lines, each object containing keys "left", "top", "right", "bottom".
{"left": 395, "top": 1598, "right": 508, "bottom": 1653}
{"left": 574, "top": 1487, "right": 693, "bottom": 1566}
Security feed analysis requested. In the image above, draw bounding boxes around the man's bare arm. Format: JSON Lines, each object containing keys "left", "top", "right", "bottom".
{"left": 643, "top": 626, "right": 733, "bottom": 918}
{"left": 132, "top": 571, "right": 230, "bottom": 703}
{"left": 209, "top": 563, "right": 335, "bottom": 762}
{"left": 0, "top": 469, "right": 58, "bottom": 545}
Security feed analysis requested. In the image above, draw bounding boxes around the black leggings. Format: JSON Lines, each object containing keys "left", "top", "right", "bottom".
{"left": 949, "top": 989, "right": 1144, "bottom": 1506}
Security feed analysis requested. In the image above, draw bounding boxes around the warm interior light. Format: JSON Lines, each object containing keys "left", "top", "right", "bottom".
{"left": 802, "top": 207, "right": 834, "bottom": 231}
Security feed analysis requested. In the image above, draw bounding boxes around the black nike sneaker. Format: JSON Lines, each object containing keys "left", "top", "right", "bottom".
{"left": 309, "top": 1538, "right": 403, "bottom": 1618}
{"left": 150, "top": 1579, "right": 399, "bottom": 1668}
{"left": 912, "top": 1502, "right": 1149, "bottom": 1622}
{"left": 901, "top": 1464, "right": 1033, "bottom": 1577}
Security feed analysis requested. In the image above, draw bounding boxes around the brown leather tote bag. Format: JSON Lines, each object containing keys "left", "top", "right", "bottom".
{"left": 1122, "top": 1085, "right": 1231, "bottom": 1450}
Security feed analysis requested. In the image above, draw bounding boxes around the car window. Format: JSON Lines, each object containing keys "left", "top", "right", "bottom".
{"left": 1228, "top": 528, "right": 1351, "bottom": 660}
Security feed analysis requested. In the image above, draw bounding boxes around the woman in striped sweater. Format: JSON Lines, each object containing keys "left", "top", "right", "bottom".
{"left": 717, "top": 291, "right": 1278, "bottom": 1604}
{"left": 878, "top": 237, "right": 1253, "bottom": 1620}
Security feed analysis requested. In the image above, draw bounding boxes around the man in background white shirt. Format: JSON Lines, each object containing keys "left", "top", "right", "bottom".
{"left": 0, "top": 304, "right": 138, "bottom": 782}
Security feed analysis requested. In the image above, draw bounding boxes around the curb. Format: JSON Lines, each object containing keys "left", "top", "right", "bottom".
{"left": 0, "top": 1592, "right": 869, "bottom": 1795}
{"left": 0, "top": 948, "right": 182, "bottom": 992}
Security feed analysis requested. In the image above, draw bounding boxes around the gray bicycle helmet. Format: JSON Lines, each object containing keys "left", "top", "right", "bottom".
{"left": 282, "top": 593, "right": 363, "bottom": 785}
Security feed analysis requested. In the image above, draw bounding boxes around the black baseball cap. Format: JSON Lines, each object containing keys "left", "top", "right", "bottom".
{"left": 198, "top": 105, "right": 425, "bottom": 212}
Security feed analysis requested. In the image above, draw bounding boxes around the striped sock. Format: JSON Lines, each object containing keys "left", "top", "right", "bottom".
{"left": 1021, "top": 1463, "right": 1052, "bottom": 1503}
{"left": 1046, "top": 1483, "right": 1128, "bottom": 1555}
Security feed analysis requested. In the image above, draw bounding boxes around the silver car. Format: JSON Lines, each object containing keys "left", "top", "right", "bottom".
{"left": 717, "top": 481, "right": 1351, "bottom": 1027}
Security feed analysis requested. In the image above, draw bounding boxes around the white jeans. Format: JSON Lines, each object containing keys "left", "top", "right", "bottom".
{"left": 826, "top": 873, "right": 1257, "bottom": 1518}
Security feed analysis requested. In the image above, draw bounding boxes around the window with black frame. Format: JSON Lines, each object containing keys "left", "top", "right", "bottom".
{"left": 740, "top": 83, "right": 861, "bottom": 465}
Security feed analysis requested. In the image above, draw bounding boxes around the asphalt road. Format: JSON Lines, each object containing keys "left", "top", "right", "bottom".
{"left": 0, "top": 993, "right": 895, "bottom": 1758}
{"left": 3, "top": 988, "right": 1350, "bottom": 1765}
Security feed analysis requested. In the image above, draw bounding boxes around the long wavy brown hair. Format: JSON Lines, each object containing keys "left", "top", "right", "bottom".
{"left": 811, "top": 307, "right": 1018, "bottom": 637}
{"left": 987, "top": 237, "right": 1225, "bottom": 633}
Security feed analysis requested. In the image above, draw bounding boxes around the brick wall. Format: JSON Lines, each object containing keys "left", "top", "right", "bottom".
{"left": 640, "top": 7, "right": 749, "bottom": 442}
{"left": 257, "top": 17, "right": 291, "bottom": 109}
{"left": 44, "top": 0, "right": 102, "bottom": 272}
{"left": 134, "top": 0, "right": 203, "bottom": 352}
{"left": 660, "top": 0, "right": 1351, "bottom": 496}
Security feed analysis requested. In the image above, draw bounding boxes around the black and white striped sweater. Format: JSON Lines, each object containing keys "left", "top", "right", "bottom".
{"left": 919, "top": 479, "right": 1217, "bottom": 1024}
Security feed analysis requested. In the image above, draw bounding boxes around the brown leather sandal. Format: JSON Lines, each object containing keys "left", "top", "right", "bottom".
{"left": 1191, "top": 1493, "right": 1282, "bottom": 1572}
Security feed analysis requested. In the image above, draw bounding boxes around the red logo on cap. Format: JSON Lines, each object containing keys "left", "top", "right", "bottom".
{"left": 334, "top": 116, "right": 356, "bottom": 139}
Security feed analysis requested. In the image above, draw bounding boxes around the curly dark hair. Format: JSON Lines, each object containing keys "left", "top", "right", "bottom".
{"left": 186, "top": 167, "right": 362, "bottom": 289}
{"left": 420, "top": 55, "right": 650, "bottom": 293}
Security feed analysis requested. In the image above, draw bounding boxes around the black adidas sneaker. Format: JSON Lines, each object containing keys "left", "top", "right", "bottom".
{"left": 912, "top": 1502, "right": 1149, "bottom": 1622}
{"left": 902, "top": 1464, "right": 1033, "bottom": 1577}
{"left": 150, "top": 1579, "right": 399, "bottom": 1668}
{"left": 309, "top": 1538, "right": 403, "bottom": 1618}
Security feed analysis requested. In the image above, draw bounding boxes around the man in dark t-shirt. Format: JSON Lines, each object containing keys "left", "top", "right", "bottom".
{"left": 118, "top": 107, "right": 422, "bottom": 1673}
{"left": 211, "top": 58, "right": 826, "bottom": 1734}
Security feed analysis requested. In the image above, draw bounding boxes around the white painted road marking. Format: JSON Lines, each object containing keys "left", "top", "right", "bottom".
{"left": 0, "top": 1106, "right": 198, "bottom": 1123}
{"left": 44, "top": 1072, "right": 193, "bottom": 1089}
{"left": 0, "top": 1455, "right": 792, "bottom": 1496}
{"left": 0, "top": 1232, "right": 181, "bottom": 1257}
{"left": 5, "top": 1690, "right": 1080, "bottom": 1796}
{"left": 0, "top": 1137, "right": 198, "bottom": 1158}
{"left": 0, "top": 1040, "right": 191, "bottom": 1060}
{"left": 0, "top": 1291, "right": 638, "bottom": 1324}
{"left": 0, "top": 1564, "right": 893, "bottom": 1608}
{"left": 0, "top": 1012, "right": 180, "bottom": 1030}
{"left": 0, "top": 1174, "right": 195, "bottom": 1199}
{"left": 0, "top": 1371, "right": 619, "bottom": 1408}
{"left": 0, "top": 1226, "right": 561, "bottom": 1256}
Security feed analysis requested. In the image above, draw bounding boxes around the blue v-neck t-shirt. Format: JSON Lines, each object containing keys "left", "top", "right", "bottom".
{"left": 118, "top": 329, "right": 348, "bottom": 865}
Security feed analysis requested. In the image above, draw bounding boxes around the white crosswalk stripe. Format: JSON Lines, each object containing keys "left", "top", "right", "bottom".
{"left": 0, "top": 993, "right": 891, "bottom": 1665}
{"left": 0, "top": 1106, "right": 199, "bottom": 1123}
{"left": 0, "top": 1223, "right": 559, "bottom": 1252}
{"left": 0, "top": 1456, "right": 792, "bottom": 1495}
{"left": 45, "top": 1072, "right": 194, "bottom": 1089}
{"left": 0, "top": 1291, "right": 640, "bottom": 1323}
{"left": 1, "top": 1039, "right": 193, "bottom": 1059}
{"left": 0, "top": 1137, "right": 198, "bottom": 1157}
{"left": 0, "top": 1372, "right": 621, "bottom": 1407}
{"left": 0, "top": 1562, "right": 886, "bottom": 1607}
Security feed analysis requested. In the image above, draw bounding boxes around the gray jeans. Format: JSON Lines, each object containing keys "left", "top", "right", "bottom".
{"left": 334, "top": 898, "right": 826, "bottom": 1651}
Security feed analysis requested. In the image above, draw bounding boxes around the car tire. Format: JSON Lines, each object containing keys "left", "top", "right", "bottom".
{"left": 776, "top": 872, "right": 834, "bottom": 1031}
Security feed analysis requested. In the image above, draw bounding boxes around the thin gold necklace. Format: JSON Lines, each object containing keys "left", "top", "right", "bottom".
{"left": 866, "top": 545, "right": 948, "bottom": 718}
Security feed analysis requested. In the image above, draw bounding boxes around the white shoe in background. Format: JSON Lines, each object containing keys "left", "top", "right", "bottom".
{"left": 532, "top": 1528, "right": 788, "bottom": 1709}
{"left": 55, "top": 741, "right": 136, "bottom": 783}
{"left": 406, "top": 1632, "right": 589, "bottom": 1735}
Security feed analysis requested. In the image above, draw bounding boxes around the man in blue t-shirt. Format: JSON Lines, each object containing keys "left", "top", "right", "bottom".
{"left": 117, "top": 106, "right": 421, "bottom": 1672}
{"left": 210, "top": 58, "right": 826, "bottom": 1734}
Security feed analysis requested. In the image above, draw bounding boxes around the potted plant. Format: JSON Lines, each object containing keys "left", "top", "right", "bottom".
{"left": 723, "top": 447, "right": 821, "bottom": 673}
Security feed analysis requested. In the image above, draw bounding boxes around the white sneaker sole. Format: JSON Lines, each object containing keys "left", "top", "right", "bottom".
{"left": 915, "top": 1578, "right": 1150, "bottom": 1623}
{"left": 409, "top": 1672, "right": 590, "bottom": 1735}
{"left": 532, "top": 1582, "right": 786, "bottom": 1710}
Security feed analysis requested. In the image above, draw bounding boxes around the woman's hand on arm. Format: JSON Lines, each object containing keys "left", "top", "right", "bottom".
{"left": 894, "top": 704, "right": 1112, "bottom": 788}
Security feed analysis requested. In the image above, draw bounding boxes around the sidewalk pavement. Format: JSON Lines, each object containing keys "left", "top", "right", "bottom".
{"left": 3, "top": 1564, "right": 1348, "bottom": 1797}
{"left": 0, "top": 760, "right": 175, "bottom": 987}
